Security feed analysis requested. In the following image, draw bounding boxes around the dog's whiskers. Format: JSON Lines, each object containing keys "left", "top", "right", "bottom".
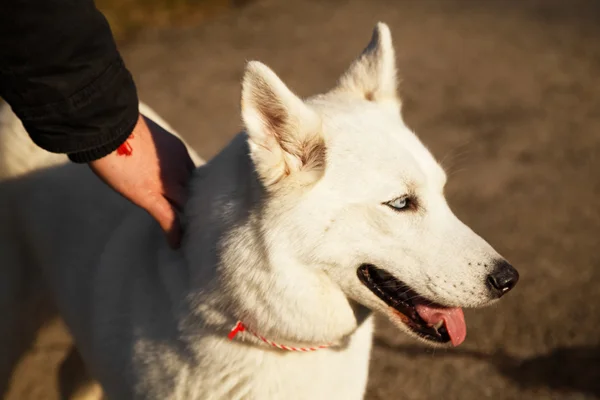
{"left": 439, "top": 140, "right": 474, "bottom": 177}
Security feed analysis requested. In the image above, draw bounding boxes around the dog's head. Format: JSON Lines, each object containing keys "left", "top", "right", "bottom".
{"left": 241, "top": 23, "right": 518, "bottom": 347}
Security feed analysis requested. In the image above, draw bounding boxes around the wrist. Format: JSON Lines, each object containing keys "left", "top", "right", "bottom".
{"left": 68, "top": 113, "right": 140, "bottom": 164}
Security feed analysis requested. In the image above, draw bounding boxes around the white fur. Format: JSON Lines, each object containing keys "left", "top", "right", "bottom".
{"left": 0, "top": 23, "right": 510, "bottom": 399}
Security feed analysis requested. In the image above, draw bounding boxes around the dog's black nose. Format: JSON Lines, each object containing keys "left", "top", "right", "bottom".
{"left": 486, "top": 260, "right": 519, "bottom": 298}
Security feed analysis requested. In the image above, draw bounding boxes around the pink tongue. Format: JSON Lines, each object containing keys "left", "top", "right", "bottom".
{"left": 414, "top": 304, "right": 466, "bottom": 347}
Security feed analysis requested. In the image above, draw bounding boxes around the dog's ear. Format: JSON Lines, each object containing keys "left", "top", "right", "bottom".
{"left": 335, "top": 22, "right": 398, "bottom": 105}
{"left": 242, "top": 61, "right": 325, "bottom": 188}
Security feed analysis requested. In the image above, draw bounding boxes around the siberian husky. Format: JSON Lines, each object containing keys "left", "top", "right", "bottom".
{"left": 0, "top": 23, "right": 518, "bottom": 400}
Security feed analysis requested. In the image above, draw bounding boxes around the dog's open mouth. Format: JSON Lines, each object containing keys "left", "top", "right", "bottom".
{"left": 357, "top": 264, "right": 466, "bottom": 346}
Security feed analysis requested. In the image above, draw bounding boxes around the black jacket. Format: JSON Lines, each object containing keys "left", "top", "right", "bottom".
{"left": 0, "top": 0, "right": 139, "bottom": 163}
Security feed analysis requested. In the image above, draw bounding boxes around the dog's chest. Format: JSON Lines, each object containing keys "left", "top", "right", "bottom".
{"left": 131, "top": 317, "right": 374, "bottom": 400}
{"left": 245, "top": 329, "right": 373, "bottom": 400}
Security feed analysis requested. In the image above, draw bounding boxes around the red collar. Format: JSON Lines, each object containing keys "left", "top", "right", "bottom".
{"left": 228, "top": 321, "right": 332, "bottom": 352}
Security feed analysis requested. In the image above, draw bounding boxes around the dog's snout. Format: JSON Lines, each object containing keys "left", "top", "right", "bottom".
{"left": 486, "top": 260, "right": 519, "bottom": 298}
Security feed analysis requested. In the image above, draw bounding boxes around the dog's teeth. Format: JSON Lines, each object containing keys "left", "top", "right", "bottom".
{"left": 433, "top": 321, "right": 444, "bottom": 330}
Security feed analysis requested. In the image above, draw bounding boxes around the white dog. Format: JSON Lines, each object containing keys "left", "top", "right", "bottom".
{"left": 0, "top": 23, "right": 518, "bottom": 400}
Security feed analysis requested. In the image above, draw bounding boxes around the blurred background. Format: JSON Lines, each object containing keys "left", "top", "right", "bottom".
{"left": 5, "top": 0, "right": 600, "bottom": 399}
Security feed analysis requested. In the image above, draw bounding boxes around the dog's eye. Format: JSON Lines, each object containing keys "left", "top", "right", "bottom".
{"left": 385, "top": 196, "right": 412, "bottom": 211}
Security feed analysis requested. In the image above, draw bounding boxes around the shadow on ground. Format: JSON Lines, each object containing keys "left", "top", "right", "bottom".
{"left": 374, "top": 337, "right": 600, "bottom": 398}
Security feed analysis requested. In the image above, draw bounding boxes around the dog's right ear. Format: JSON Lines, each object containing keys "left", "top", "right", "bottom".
{"left": 242, "top": 61, "right": 325, "bottom": 188}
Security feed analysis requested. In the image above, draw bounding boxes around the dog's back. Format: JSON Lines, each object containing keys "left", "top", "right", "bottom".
{"left": 0, "top": 101, "right": 202, "bottom": 399}
{"left": 0, "top": 101, "right": 203, "bottom": 180}
{"left": 0, "top": 101, "right": 68, "bottom": 180}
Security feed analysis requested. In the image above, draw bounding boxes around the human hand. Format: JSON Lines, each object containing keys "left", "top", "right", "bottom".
{"left": 89, "top": 114, "right": 195, "bottom": 248}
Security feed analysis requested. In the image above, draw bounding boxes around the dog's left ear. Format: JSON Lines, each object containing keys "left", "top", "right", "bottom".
{"left": 334, "top": 22, "right": 399, "bottom": 105}
{"left": 242, "top": 61, "right": 325, "bottom": 188}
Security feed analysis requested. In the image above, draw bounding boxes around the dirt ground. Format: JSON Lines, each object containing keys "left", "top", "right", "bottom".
{"left": 4, "top": 0, "right": 600, "bottom": 399}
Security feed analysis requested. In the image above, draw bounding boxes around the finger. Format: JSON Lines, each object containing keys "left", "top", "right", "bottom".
{"left": 164, "top": 185, "right": 188, "bottom": 212}
{"left": 145, "top": 195, "right": 183, "bottom": 249}
{"left": 165, "top": 217, "right": 183, "bottom": 249}
{"left": 169, "top": 133, "right": 196, "bottom": 173}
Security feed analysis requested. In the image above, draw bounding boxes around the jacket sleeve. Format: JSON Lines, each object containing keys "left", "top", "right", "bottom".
{"left": 0, "top": 0, "right": 139, "bottom": 163}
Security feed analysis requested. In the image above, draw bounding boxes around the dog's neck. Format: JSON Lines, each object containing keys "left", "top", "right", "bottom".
{"left": 181, "top": 133, "right": 360, "bottom": 346}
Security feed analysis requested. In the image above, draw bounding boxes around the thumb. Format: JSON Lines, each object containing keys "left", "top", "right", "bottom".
{"left": 145, "top": 194, "right": 183, "bottom": 249}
